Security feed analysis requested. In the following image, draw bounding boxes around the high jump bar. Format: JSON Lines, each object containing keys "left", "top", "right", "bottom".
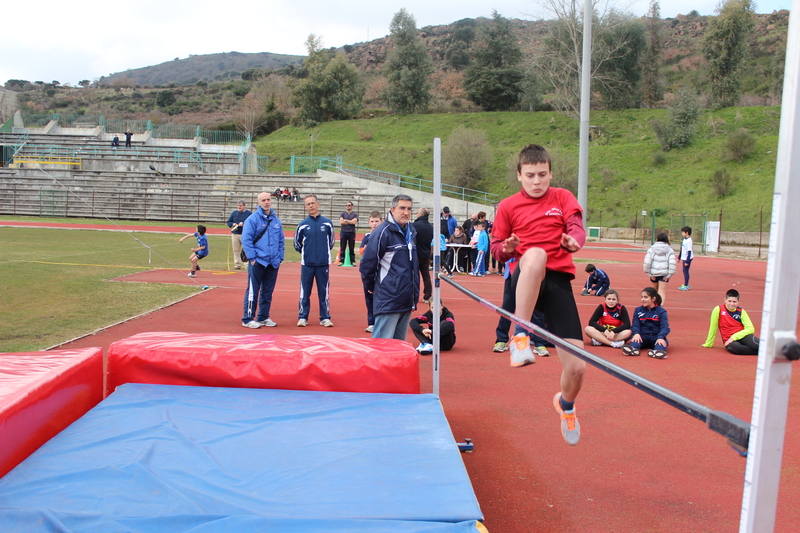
{"left": 436, "top": 272, "right": 750, "bottom": 453}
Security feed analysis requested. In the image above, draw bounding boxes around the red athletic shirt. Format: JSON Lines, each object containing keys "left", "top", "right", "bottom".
{"left": 718, "top": 305, "right": 745, "bottom": 342}
{"left": 490, "top": 187, "right": 584, "bottom": 279}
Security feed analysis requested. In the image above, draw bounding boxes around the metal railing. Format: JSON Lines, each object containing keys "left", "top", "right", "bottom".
{"left": 242, "top": 155, "right": 270, "bottom": 174}
{"left": 290, "top": 155, "right": 499, "bottom": 205}
{"left": 19, "top": 114, "right": 248, "bottom": 145}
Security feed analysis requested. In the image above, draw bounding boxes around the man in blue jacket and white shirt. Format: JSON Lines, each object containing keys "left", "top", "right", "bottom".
{"left": 293, "top": 194, "right": 335, "bottom": 327}
{"left": 241, "top": 192, "right": 284, "bottom": 328}
{"left": 359, "top": 194, "right": 419, "bottom": 340}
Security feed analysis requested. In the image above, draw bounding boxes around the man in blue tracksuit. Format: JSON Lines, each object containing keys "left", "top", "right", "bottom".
{"left": 241, "top": 192, "right": 284, "bottom": 328}
{"left": 359, "top": 194, "right": 419, "bottom": 341}
{"left": 293, "top": 194, "right": 335, "bottom": 327}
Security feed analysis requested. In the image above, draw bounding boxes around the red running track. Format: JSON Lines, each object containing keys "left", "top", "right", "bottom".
{"left": 16, "top": 222, "right": 799, "bottom": 532}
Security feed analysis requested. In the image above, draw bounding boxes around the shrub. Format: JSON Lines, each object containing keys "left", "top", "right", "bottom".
{"left": 443, "top": 126, "right": 492, "bottom": 189}
{"left": 725, "top": 128, "right": 755, "bottom": 162}
{"left": 652, "top": 152, "right": 667, "bottom": 166}
{"left": 652, "top": 87, "right": 700, "bottom": 150}
{"left": 710, "top": 167, "right": 737, "bottom": 198}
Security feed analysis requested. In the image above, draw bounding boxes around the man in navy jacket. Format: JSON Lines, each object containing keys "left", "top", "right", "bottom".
{"left": 293, "top": 194, "right": 335, "bottom": 327}
{"left": 241, "top": 192, "right": 284, "bottom": 328}
{"left": 359, "top": 194, "right": 419, "bottom": 340}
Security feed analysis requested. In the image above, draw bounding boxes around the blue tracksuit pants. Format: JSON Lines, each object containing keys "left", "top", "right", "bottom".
{"left": 299, "top": 265, "right": 331, "bottom": 320}
{"left": 242, "top": 262, "right": 279, "bottom": 323}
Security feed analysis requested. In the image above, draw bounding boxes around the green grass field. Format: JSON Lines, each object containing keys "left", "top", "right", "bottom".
{"left": 256, "top": 107, "right": 780, "bottom": 231}
{"left": 0, "top": 225, "right": 300, "bottom": 352}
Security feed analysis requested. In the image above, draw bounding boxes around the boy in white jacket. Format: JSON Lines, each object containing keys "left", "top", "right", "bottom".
{"left": 643, "top": 232, "right": 676, "bottom": 305}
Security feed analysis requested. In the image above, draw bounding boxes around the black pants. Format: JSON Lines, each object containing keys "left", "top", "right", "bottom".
{"left": 495, "top": 273, "right": 553, "bottom": 346}
{"left": 726, "top": 334, "right": 759, "bottom": 356}
{"left": 339, "top": 232, "right": 356, "bottom": 263}
{"left": 411, "top": 320, "right": 456, "bottom": 351}
{"left": 419, "top": 257, "right": 432, "bottom": 301}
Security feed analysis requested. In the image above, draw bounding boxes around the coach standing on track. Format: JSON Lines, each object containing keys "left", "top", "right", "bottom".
{"left": 293, "top": 194, "right": 335, "bottom": 328}
{"left": 241, "top": 192, "right": 284, "bottom": 329}
{"left": 359, "top": 194, "right": 419, "bottom": 340}
{"left": 226, "top": 201, "right": 252, "bottom": 270}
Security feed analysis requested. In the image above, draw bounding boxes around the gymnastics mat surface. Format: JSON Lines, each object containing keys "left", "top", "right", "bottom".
{"left": 106, "top": 332, "right": 420, "bottom": 395}
{"left": 0, "top": 383, "right": 484, "bottom": 533}
{"left": 0, "top": 347, "right": 103, "bottom": 478}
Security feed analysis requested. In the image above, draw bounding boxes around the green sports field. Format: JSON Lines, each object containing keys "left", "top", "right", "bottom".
{"left": 0, "top": 224, "right": 300, "bottom": 352}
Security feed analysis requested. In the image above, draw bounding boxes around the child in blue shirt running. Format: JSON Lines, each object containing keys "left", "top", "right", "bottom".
{"left": 179, "top": 224, "right": 208, "bottom": 278}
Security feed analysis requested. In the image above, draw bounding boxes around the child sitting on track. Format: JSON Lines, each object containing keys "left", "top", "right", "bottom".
{"left": 584, "top": 289, "right": 631, "bottom": 348}
{"left": 409, "top": 300, "right": 456, "bottom": 355}
{"left": 581, "top": 263, "right": 610, "bottom": 296}
{"left": 701, "top": 288, "right": 760, "bottom": 355}
{"left": 622, "top": 287, "right": 670, "bottom": 359}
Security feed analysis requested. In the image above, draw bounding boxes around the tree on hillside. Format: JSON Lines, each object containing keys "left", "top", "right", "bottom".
{"left": 702, "top": 0, "right": 755, "bottom": 108}
{"left": 530, "top": 0, "right": 645, "bottom": 116}
{"left": 445, "top": 22, "right": 477, "bottom": 71}
{"left": 292, "top": 34, "right": 364, "bottom": 124}
{"left": 239, "top": 74, "right": 293, "bottom": 137}
{"left": 382, "top": 9, "right": 432, "bottom": 114}
{"left": 594, "top": 13, "right": 645, "bottom": 110}
{"left": 443, "top": 127, "right": 493, "bottom": 189}
{"left": 641, "top": 0, "right": 664, "bottom": 107}
{"left": 464, "top": 11, "right": 525, "bottom": 111}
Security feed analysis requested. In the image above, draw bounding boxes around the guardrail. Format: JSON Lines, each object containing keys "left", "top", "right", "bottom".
{"left": 290, "top": 155, "right": 498, "bottom": 205}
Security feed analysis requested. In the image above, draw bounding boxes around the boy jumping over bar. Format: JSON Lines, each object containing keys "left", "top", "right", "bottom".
{"left": 490, "top": 144, "right": 586, "bottom": 445}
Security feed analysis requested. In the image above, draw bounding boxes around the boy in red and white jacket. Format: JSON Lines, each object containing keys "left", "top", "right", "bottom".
{"left": 702, "top": 288, "right": 760, "bottom": 355}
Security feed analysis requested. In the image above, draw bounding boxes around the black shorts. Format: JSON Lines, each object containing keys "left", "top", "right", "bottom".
{"left": 510, "top": 267, "right": 582, "bottom": 340}
{"left": 650, "top": 276, "right": 669, "bottom": 283}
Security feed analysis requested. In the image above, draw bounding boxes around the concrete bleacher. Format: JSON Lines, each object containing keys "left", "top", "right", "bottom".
{"left": 0, "top": 131, "right": 492, "bottom": 227}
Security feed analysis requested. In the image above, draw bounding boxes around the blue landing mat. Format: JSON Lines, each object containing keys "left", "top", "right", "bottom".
{"left": 0, "top": 384, "right": 483, "bottom": 533}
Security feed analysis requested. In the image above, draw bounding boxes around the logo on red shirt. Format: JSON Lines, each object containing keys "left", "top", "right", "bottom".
{"left": 545, "top": 207, "right": 563, "bottom": 216}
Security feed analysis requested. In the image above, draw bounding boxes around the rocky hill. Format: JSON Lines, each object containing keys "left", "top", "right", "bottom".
{"left": 100, "top": 51, "right": 305, "bottom": 87}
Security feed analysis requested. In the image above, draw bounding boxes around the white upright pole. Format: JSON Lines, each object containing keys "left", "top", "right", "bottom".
{"left": 577, "top": 0, "right": 593, "bottom": 225}
{"left": 432, "top": 138, "right": 442, "bottom": 397}
{"left": 740, "top": 2, "right": 800, "bottom": 530}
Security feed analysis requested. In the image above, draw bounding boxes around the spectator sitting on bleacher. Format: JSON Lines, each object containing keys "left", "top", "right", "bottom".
{"left": 111, "top": 136, "right": 120, "bottom": 148}
{"left": 281, "top": 188, "right": 291, "bottom": 202}
{"left": 292, "top": 188, "right": 300, "bottom": 202}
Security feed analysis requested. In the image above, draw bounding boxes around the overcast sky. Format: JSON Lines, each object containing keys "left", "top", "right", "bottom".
{"left": 1, "top": 0, "right": 791, "bottom": 86}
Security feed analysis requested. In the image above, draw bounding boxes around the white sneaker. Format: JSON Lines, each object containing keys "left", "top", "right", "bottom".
{"left": 320, "top": 319, "right": 334, "bottom": 327}
{"left": 509, "top": 334, "right": 536, "bottom": 367}
{"left": 590, "top": 339, "right": 602, "bottom": 346}
{"left": 534, "top": 345, "right": 550, "bottom": 357}
{"left": 416, "top": 343, "right": 433, "bottom": 355}
{"left": 365, "top": 325, "right": 374, "bottom": 333}
{"left": 187, "top": 272, "right": 196, "bottom": 278}
{"left": 297, "top": 318, "right": 308, "bottom": 327}
{"left": 260, "top": 318, "right": 277, "bottom": 327}
{"left": 242, "top": 320, "right": 261, "bottom": 329}
{"left": 611, "top": 340, "right": 625, "bottom": 348}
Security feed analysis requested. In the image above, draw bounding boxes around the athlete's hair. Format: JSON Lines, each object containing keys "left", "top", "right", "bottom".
{"left": 656, "top": 232, "right": 670, "bottom": 244}
{"left": 517, "top": 144, "right": 552, "bottom": 173}
{"left": 681, "top": 226, "right": 692, "bottom": 235}
{"left": 642, "top": 286, "right": 662, "bottom": 306}
{"left": 197, "top": 224, "right": 206, "bottom": 235}
{"left": 304, "top": 194, "right": 319, "bottom": 203}
{"left": 369, "top": 210, "right": 382, "bottom": 220}
{"left": 585, "top": 263, "right": 596, "bottom": 273}
{"left": 726, "top": 288, "right": 740, "bottom": 299}
{"left": 477, "top": 211, "right": 486, "bottom": 219}
{"left": 474, "top": 220, "right": 486, "bottom": 228}
{"left": 605, "top": 289, "right": 619, "bottom": 300}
